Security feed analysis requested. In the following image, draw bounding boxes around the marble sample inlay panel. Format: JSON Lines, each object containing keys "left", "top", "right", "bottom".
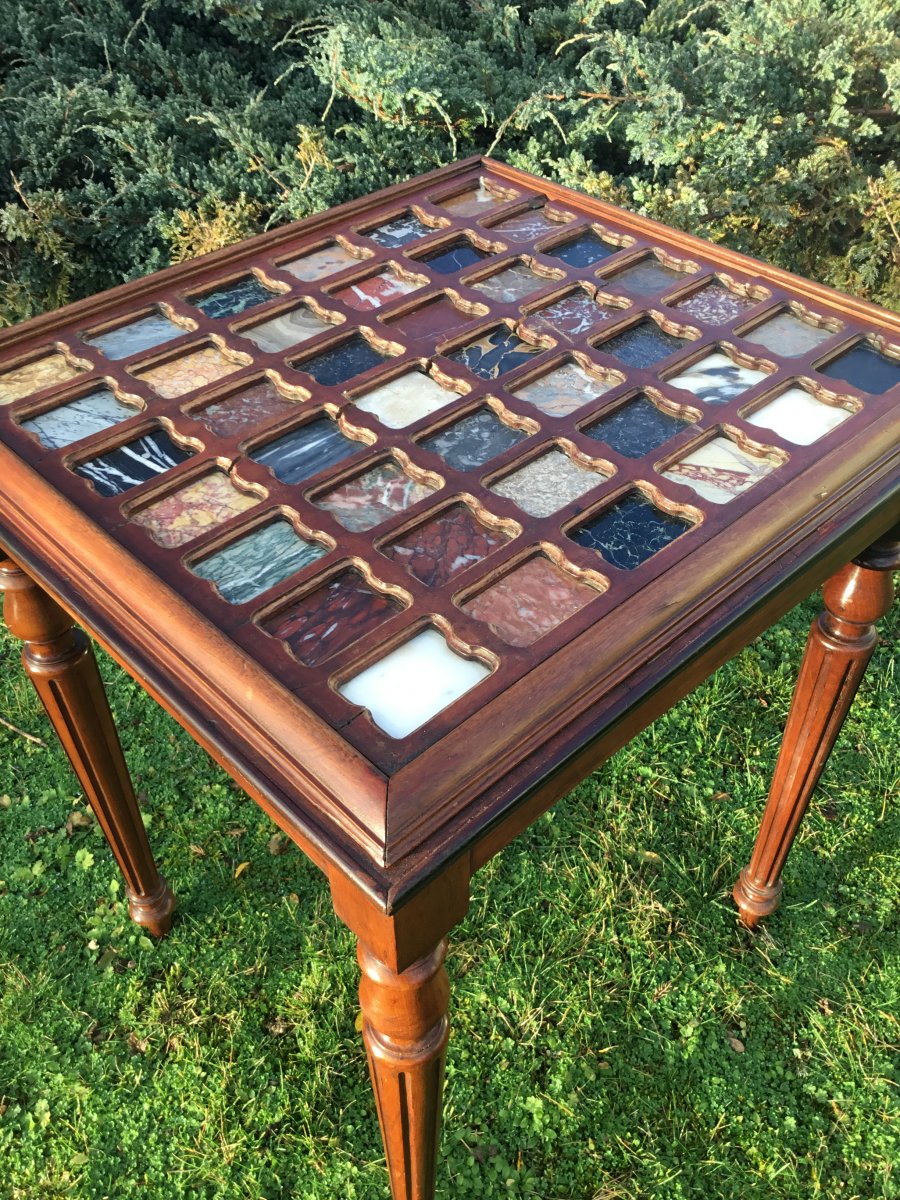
{"left": 420, "top": 240, "right": 491, "bottom": 274}
{"left": 0, "top": 352, "right": 87, "bottom": 405}
{"left": 191, "top": 519, "right": 328, "bottom": 604}
{"left": 315, "top": 461, "right": 438, "bottom": 532}
{"left": 338, "top": 627, "right": 490, "bottom": 739}
{"left": 240, "top": 305, "right": 334, "bottom": 354}
{"left": 131, "top": 471, "right": 260, "bottom": 548}
{"left": 20, "top": 388, "right": 139, "bottom": 449}
{"left": 666, "top": 352, "right": 770, "bottom": 405}
{"left": 262, "top": 569, "right": 401, "bottom": 667}
{"left": 745, "top": 387, "right": 853, "bottom": 445}
{"left": 331, "top": 270, "right": 422, "bottom": 312}
{"left": 491, "top": 210, "right": 570, "bottom": 243}
{"left": 365, "top": 212, "right": 433, "bottom": 248}
{"left": 382, "top": 504, "right": 511, "bottom": 588}
{"left": 608, "top": 257, "right": 693, "bottom": 296}
{"left": 548, "top": 231, "right": 618, "bottom": 268}
{"left": 470, "top": 263, "right": 548, "bottom": 303}
{"left": 490, "top": 448, "right": 608, "bottom": 518}
{"left": 74, "top": 428, "right": 192, "bottom": 497}
{"left": 419, "top": 408, "right": 528, "bottom": 472}
{"left": 598, "top": 322, "right": 688, "bottom": 369}
{"left": 819, "top": 343, "right": 900, "bottom": 395}
{"left": 570, "top": 492, "right": 691, "bottom": 570}
{"left": 525, "top": 293, "right": 615, "bottom": 341}
{"left": 251, "top": 417, "right": 363, "bottom": 485}
{"left": 673, "top": 282, "right": 756, "bottom": 325}
{"left": 191, "top": 277, "right": 275, "bottom": 320}
{"left": 513, "top": 362, "right": 614, "bottom": 418}
{"left": 193, "top": 381, "right": 299, "bottom": 438}
{"left": 663, "top": 436, "right": 781, "bottom": 503}
{"left": 352, "top": 371, "right": 459, "bottom": 429}
{"left": 744, "top": 311, "right": 834, "bottom": 357}
{"left": 462, "top": 556, "right": 598, "bottom": 647}
{"left": 448, "top": 327, "right": 541, "bottom": 380}
{"left": 135, "top": 346, "right": 242, "bottom": 398}
{"left": 280, "top": 243, "right": 359, "bottom": 282}
{"left": 437, "top": 181, "right": 511, "bottom": 216}
{"left": 386, "top": 296, "right": 472, "bottom": 341}
{"left": 83, "top": 312, "right": 184, "bottom": 360}
{"left": 296, "top": 336, "right": 388, "bottom": 387}
{"left": 583, "top": 394, "right": 690, "bottom": 458}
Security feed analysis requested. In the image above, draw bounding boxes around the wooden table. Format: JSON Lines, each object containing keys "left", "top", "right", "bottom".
{"left": 0, "top": 157, "right": 897, "bottom": 1199}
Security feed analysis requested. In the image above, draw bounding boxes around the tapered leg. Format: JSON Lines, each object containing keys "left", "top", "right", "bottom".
{"left": 734, "top": 527, "right": 899, "bottom": 927}
{"left": 0, "top": 557, "right": 175, "bottom": 936}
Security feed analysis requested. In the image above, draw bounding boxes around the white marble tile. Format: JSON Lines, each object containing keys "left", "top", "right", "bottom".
{"left": 667, "top": 352, "right": 769, "bottom": 405}
{"left": 513, "top": 362, "right": 614, "bottom": 417}
{"left": 352, "top": 372, "right": 460, "bottom": 429}
{"left": 339, "top": 628, "right": 490, "bottom": 738}
{"left": 745, "top": 386, "right": 853, "bottom": 444}
{"left": 662, "top": 436, "right": 780, "bottom": 503}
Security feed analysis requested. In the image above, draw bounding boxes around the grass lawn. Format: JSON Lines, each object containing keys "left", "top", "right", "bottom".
{"left": 0, "top": 588, "right": 897, "bottom": 1199}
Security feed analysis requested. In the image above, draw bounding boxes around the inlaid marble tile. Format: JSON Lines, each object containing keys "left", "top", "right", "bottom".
{"left": 296, "top": 336, "right": 387, "bottom": 387}
{"left": 744, "top": 311, "right": 834, "bottom": 357}
{"left": 448, "top": 327, "right": 541, "bottom": 380}
{"left": 819, "top": 343, "right": 900, "bottom": 395}
{"left": 673, "top": 282, "right": 756, "bottom": 325}
{"left": 250, "top": 417, "right": 363, "bottom": 484}
{"left": 570, "top": 493, "right": 691, "bottom": 570}
{"left": 420, "top": 240, "right": 491, "bottom": 274}
{"left": 584, "top": 395, "right": 689, "bottom": 458}
{"left": 280, "top": 243, "right": 359, "bottom": 282}
{"left": 383, "top": 504, "right": 511, "bottom": 588}
{"left": 315, "top": 461, "right": 437, "bottom": 532}
{"left": 74, "top": 428, "right": 192, "bottom": 497}
{"left": 547, "top": 231, "right": 618, "bottom": 268}
{"left": 191, "top": 519, "right": 328, "bottom": 604}
{"left": 84, "top": 312, "right": 184, "bottom": 360}
{"left": 191, "top": 276, "right": 275, "bottom": 319}
{"left": 470, "top": 263, "right": 547, "bottom": 303}
{"left": 437, "top": 181, "right": 512, "bottom": 216}
{"left": 513, "top": 362, "right": 614, "bottom": 418}
{"left": 0, "top": 352, "right": 87, "bottom": 405}
{"left": 352, "top": 371, "right": 459, "bottom": 429}
{"left": 745, "top": 386, "right": 853, "bottom": 445}
{"left": 419, "top": 408, "right": 528, "bottom": 472}
{"left": 662, "top": 436, "right": 781, "bottom": 503}
{"left": 525, "top": 293, "right": 615, "bottom": 341}
{"left": 490, "top": 448, "right": 608, "bottom": 518}
{"left": 598, "top": 322, "right": 687, "bottom": 369}
{"left": 331, "top": 270, "right": 422, "bottom": 312}
{"left": 193, "top": 381, "right": 299, "bottom": 438}
{"left": 262, "top": 570, "right": 401, "bottom": 667}
{"left": 365, "top": 212, "right": 433, "bottom": 248}
{"left": 131, "top": 471, "right": 260, "bottom": 548}
{"left": 666, "top": 352, "right": 770, "bottom": 405}
{"left": 135, "top": 346, "right": 241, "bottom": 398}
{"left": 240, "top": 305, "right": 334, "bottom": 354}
{"left": 20, "top": 388, "right": 139, "bottom": 449}
{"left": 463, "top": 556, "right": 598, "bottom": 647}
{"left": 386, "top": 296, "right": 472, "bottom": 340}
{"left": 608, "top": 257, "right": 693, "bottom": 296}
{"left": 491, "top": 210, "right": 570, "bottom": 243}
{"left": 338, "top": 627, "right": 490, "bottom": 739}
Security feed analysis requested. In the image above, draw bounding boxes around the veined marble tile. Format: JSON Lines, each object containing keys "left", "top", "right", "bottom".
{"left": 674, "top": 282, "right": 756, "bottom": 325}
{"left": 0, "top": 352, "right": 87, "bottom": 405}
{"left": 352, "top": 371, "right": 459, "bottom": 429}
{"left": 297, "top": 336, "right": 387, "bottom": 387}
{"left": 470, "top": 263, "right": 547, "bottom": 303}
{"left": 525, "top": 293, "right": 614, "bottom": 341}
{"left": 666, "top": 352, "right": 769, "bottom": 405}
{"left": 420, "top": 240, "right": 490, "bottom": 274}
{"left": 262, "top": 570, "right": 401, "bottom": 667}
{"left": 548, "top": 231, "right": 618, "bottom": 268}
{"left": 84, "top": 312, "right": 184, "bottom": 360}
{"left": 663, "top": 436, "right": 780, "bottom": 503}
{"left": 584, "top": 394, "right": 688, "bottom": 458}
{"left": 437, "top": 181, "right": 511, "bottom": 216}
{"left": 280, "top": 243, "right": 359, "bottom": 282}
{"left": 131, "top": 471, "right": 260, "bottom": 548}
{"left": 383, "top": 504, "right": 511, "bottom": 588}
{"left": 365, "top": 212, "right": 433, "bottom": 248}
{"left": 315, "top": 461, "right": 437, "bottom": 532}
{"left": 513, "top": 362, "right": 613, "bottom": 418}
{"left": 491, "top": 210, "right": 570, "bottom": 243}
{"left": 20, "top": 388, "right": 139, "bottom": 448}
{"left": 331, "top": 270, "right": 422, "bottom": 312}
{"left": 599, "top": 322, "right": 687, "bottom": 368}
{"left": 191, "top": 519, "right": 327, "bottom": 604}
{"left": 744, "top": 311, "right": 834, "bottom": 357}
{"left": 240, "top": 305, "right": 333, "bottom": 354}
{"left": 420, "top": 408, "right": 527, "bottom": 472}
{"left": 570, "top": 493, "right": 691, "bottom": 569}
{"left": 609, "top": 257, "right": 692, "bottom": 296}
{"left": 386, "top": 296, "right": 471, "bottom": 340}
{"left": 250, "top": 417, "right": 363, "bottom": 484}
{"left": 339, "top": 627, "right": 490, "bottom": 738}
{"left": 135, "top": 346, "right": 241, "bottom": 398}
{"left": 745, "top": 386, "right": 853, "bottom": 445}
{"left": 194, "top": 381, "right": 299, "bottom": 438}
{"left": 463, "top": 556, "right": 597, "bottom": 647}
{"left": 490, "top": 448, "right": 607, "bottom": 518}
{"left": 74, "top": 428, "right": 192, "bottom": 497}
{"left": 819, "top": 343, "right": 900, "bottom": 395}
{"left": 191, "top": 276, "right": 275, "bottom": 319}
{"left": 448, "top": 327, "right": 541, "bottom": 380}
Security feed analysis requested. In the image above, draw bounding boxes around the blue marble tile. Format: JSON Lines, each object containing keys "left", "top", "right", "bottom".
{"left": 819, "top": 343, "right": 900, "bottom": 395}
{"left": 190, "top": 276, "right": 275, "bottom": 319}
{"left": 598, "top": 322, "right": 687, "bottom": 368}
{"left": 250, "top": 417, "right": 363, "bottom": 484}
{"left": 20, "top": 388, "right": 139, "bottom": 449}
{"left": 296, "top": 336, "right": 387, "bottom": 386}
{"left": 191, "top": 520, "right": 328, "bottom": 604}
{"left": 420, "top": 240, "right": 490, "bottom": 274}
{"left": 447, "top": 327, "right": 541, "bottom": 380}
{"left": 583, "top": 395, "right": 689, "bottom": 458}
{"left": 366, "top": 212, "right": 433, "bottom": 248}
{"left": 419, "top": 408, "right": 527, "bottom": 471}
{"left": 74, "top": 428, "right": 191, "bottom": 497}
{"left": 570, "top": 492, "right": 691, "bottom": 570}
{"left": 548, "top": 231, "right": 617, "bottom": 268}
{"left": 83, "top": 311, "right": 184, "bottom": 360}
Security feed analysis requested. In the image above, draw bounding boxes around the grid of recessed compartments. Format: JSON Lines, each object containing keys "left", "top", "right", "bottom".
{"left": 1, "top": 168, "right": 898, "bottom": 746}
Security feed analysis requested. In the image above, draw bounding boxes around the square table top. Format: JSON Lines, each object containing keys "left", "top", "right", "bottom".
{"left": 1, "top": 156, "right": 898, "bottom": 906}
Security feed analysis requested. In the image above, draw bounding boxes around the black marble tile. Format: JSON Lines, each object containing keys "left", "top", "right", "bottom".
{"left": 420, "top": 240, "right": 490, "bottom": 274}
{"left": 597, "top": 322, "right": 687, "bottom": 369}
{"left": 295, "top": 336, "right": 386, "bottom": 386}
{"left": 584, "top": 395, "right": 688, "bottom": 458}
{"left": 366, "top": 212, "right": 433, "bottom": 248}
{"left": 447, "top": 327, "right": 541, "bottom": 380}
{"left": 191, "top": 276, "right": 274, "bottom": 319}
{"left": 250, "top": 417, "right": 363, "bottom": 484}
{"left": 819, "top": 343, "right": 900, "bottom": 395}
{"left": 547, "top": 231, "right": 617, "bottom": 268}
{"left": 74, "top": 428, "right": 192, "bottom": 497}
{"left": 569, "top": 492, "right": 691, "bottom": 570}
{"left": 420, "top": 408, "right": 527, "bottom": 471}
